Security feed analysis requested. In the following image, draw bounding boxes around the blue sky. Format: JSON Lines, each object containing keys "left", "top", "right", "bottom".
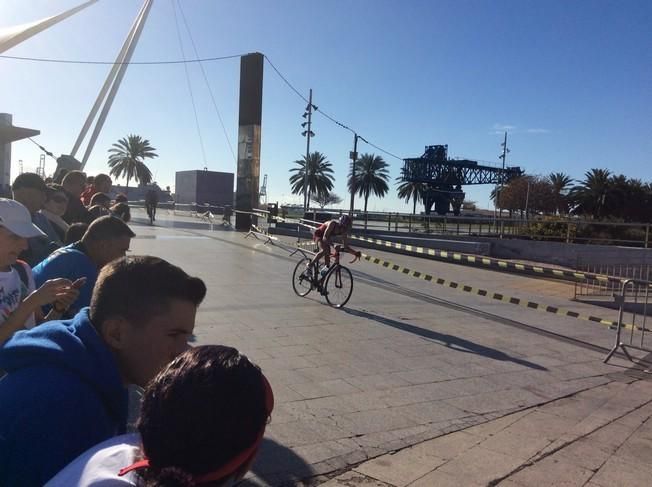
{"left": 1, "top": 0, "right": 650, "bottom": 211}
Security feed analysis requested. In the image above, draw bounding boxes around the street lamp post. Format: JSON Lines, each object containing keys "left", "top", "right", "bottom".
{"left": 301, "top": 89, "right": 315, "bottom": 212}
{"left": 349, "top": 133, "right": 358, "bottom": 215}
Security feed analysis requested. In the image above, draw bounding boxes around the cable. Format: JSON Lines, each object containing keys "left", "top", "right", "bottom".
{"left": 0, "top": 53, "right": 248, "bottom": 65}
{"left": 27, "top": 138, "right": 57, "bottom": 159}
{"left": 263, "top": 56, "right": 309, "bottom": 104}
{"left": 176, "top": 0, "right": 236, "bottom": 163}
{"left": 264, "top": 55, "right": 404, "bottom": 162}
{"left": 171, "top": 0, "right": 208, "bottom": 168}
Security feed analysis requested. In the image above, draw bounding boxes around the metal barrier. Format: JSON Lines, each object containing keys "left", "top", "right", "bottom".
{"left": 575, "top": 261, "right": 652, "bottom": 299}
{"left": 604, "top": 279, "right": 652, "bottom": 365}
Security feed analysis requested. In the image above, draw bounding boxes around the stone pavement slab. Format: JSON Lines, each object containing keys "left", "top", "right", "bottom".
{"left": 322, "top": 378, "right": 652, "bottom": 487}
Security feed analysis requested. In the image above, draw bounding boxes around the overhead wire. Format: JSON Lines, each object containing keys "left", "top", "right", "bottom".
{"left": 27, "top": 137, "right": 57, "bottom": 159}
{"left": 6, "top": 48, "right": 405, "bottom": 163}
{"left": 263, "top": 55, "right": 404, "bottom": 162}
{"left": 170, "top": 0, "right": 208, "bottom": 168}
{"left": 176, "top": 0, "right": 237, "bottom": 164}
{"left": 0, "top": 53, "right": 248, "bottom": 65}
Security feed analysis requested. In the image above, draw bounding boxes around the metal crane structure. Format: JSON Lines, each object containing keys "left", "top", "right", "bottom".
{"left": 401, "top": 145, "right": 523, "bottom": 216}
{"left": 259, "top": 173, "right": 268, "bottom": 206}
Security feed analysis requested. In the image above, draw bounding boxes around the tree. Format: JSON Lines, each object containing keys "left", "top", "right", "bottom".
{"left": 107, "top": 134, "right": 157, "bottom": 193}
{"left": 569, "top": 169, "right": 611, "bottom": 219}
{"left": 348, "top": 153, "right": 390, "bottom": 213}
{"left": 396, "top": 168, "right": 426, "bottom": 215}
{"left": 312, "top": 192, "right": 342, "bottom": 208}
{"left": 547, "top": 172, "right": 573, "bottom": 215}
{"left": 288, "top": 151, "right": 334, "bottom": 207}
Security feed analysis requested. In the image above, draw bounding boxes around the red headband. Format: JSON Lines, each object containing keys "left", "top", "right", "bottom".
{"left": 118, "top": 373, "right": 274, "bottom": 485}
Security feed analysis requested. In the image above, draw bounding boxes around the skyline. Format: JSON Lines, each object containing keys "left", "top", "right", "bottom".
{"left": 1, "top": 0, "right": 649, "bottom": 212}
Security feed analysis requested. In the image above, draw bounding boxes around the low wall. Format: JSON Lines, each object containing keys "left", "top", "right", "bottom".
{"left": 486, "top": 238, "right": 652, "bottom": 267}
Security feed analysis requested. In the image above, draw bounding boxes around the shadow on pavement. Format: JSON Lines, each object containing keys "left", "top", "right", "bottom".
{"left": 242, "top": 438, "right": 315, "bottom": 486}
{"left": 344, "top": 307, "right": 547, "bottom": 371}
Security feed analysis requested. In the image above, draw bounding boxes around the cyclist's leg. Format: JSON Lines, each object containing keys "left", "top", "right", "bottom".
{"left": 309, "top": 238, "right": 327, "bottom": 268}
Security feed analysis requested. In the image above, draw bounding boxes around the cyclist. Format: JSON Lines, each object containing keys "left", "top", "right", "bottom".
{"left": 307, "top": 214, "right": 361, "bottom": 275}
{"left": 144, "top": 189, "right": 158, "bottom": 224}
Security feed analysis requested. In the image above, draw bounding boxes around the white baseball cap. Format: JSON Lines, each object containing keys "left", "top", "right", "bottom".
{"left": 0, "top": 198, "right": 46, "bottom": 238}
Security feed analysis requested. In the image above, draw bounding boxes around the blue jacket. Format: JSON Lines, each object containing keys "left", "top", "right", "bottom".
{"left": 33, "top": 242, "right": 98, "bottom": 315}
{"left": 0, "top": 309, "right": 128, "bottom": 486}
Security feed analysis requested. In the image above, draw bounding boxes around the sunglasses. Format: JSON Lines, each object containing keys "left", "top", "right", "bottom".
{"left": 50, "top": 195, "right": 68, "bottom": 204}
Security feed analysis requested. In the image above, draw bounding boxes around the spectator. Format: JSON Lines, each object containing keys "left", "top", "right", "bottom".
{"left": 41, "top": 184, "right": 69, "bottom": 243}
{"left": 90, "top": 192, "right": 112, "bottom": 209}
{"left": 33, "top": 216, "right": 135, "bottom": 316}
{"left": 81, "top": 174, "right": 112, "bottom": 206}
{"left": 11, "top": 172, "right": 61, "bottom": 265}
{"left": 61, "top": 170, "right": 90, "bottom": 224}
{"left": 47, "top": 346, "right": 273, "bottom": 486}
{"left": 0, "top": 256, "right": 207, "bottom": 486}
{"left": 0, "top": 199, "right": 79, "bottom": 345}
{"left": 64, "top": 222, "right": 88, "bottom": 245}
{"left": 114, "top": 193, "right": 128, "bottom": 204}
{"left": 85, "top": 175, "right": 95, "bottom": 187}
{"left": 88, "top": 204, "right": 112, "bottom": 221}
{"left": 111, "top": 202, "right": 131, "bottom": 223}
{"left": 53, "top": 168, "right": 69, "bottom": 185}
{"left": 145, "top": 188, "right": 159, "bottom": 223}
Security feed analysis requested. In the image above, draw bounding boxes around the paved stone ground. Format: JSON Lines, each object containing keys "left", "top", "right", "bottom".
{"left": 128, "top": 212, "right": 651, "bottom": 486}
{"left": 322, "top": 377, "right": 652, "bottom": 486}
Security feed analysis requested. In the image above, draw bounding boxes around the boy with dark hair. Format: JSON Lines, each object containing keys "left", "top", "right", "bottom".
{"left": 0, "top": 199, "right": 79, "bottom": 344}
{"left": 33, "top": 216, "right": 135, "bottom": 315}
{"left": 11, "top": 172, "right": 61, "bottom": 265}
{"left": 0, "top": 255, "right": 207, "bottom": 486}
{"left": 61, "top": 170, "right": 90, "bottom": 224}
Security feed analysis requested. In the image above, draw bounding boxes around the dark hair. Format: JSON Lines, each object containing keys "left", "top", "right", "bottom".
{"left": 82, "top": 215, "right": 135, "bottom": 242}
{"left": 115, "top": 193, "right": 128, "bottom": 203}
{"left": 94, "top": 173, "right": 112, "bottom": 186}
{"left": 90, "top": 192, "right": 111, "bottom": 207}
{"left": 53, "top": 168, "right": 69, "bottom": 185}
{"left": 64, "top": 223, "right": 88, "bottom": 244}
{"left": 45, "top": 184, "right": 66, "bottom": 201}
{"left": 12, "top": 172, "right": 47, "bottom": 192}
{"left": 138, "top": 346, "right": 270, "bottom": 486}
{"left": 89, "top": 256, "right": 206, "bottom": 328}
{"left": 62, "top": 170, "right": 87, "bottom": 187}
{"left": 111, "top": 202, "right": 131, "bottom": 222}
{"left": 86, "top": 176, "right": 95, "bottom": 185}
{"left": 88, "top": 204, "right": 112, "bottom": 220}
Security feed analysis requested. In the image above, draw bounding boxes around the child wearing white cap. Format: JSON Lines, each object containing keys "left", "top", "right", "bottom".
{"left": 0, "top": 198, "right": 80, "bottom": 345}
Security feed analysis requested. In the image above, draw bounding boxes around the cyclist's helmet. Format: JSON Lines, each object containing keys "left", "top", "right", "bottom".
{"left": 339, "top": 214, "right": 353, "bottom": 229}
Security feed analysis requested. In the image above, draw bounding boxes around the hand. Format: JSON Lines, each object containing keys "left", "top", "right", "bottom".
{"left": 30, "top": 279, "right": 78, "bottom": 307}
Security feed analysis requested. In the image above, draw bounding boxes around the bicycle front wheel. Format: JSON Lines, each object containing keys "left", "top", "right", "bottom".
{"left": 292, "top": 258, "right": 313, "bottom": 297}
{"left": 324, "top": 265, "right": 353, "bottom": 308}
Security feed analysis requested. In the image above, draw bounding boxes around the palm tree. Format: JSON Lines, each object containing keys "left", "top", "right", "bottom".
{"left": 288, "top": 151, "right": 334, "bottom": 207}
{"left": 107, "top": 135, "right": 157, "bottom": 193}
{"left": 348, "top": 153, "right": 390, "bottom": 213}
{"left": 547, "top": 172, "right": 573, "bottom": 215}
{"left": 569, "top": 168, "right": 611, "bottom": 219}
{"left": 396, "top": 168, "right": 426, "bottom": 215}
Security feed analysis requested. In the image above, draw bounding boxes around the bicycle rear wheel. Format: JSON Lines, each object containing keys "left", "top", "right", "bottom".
{"left": 324, "top": 265, "right": 353, "bottom": 308}
{"left": 292, "top": 258, "right": 313, "bottom": 297}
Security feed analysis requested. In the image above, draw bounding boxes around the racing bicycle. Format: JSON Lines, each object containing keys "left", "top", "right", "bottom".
{"left": 292, "top": 245, "right": 359, "bottom": 308}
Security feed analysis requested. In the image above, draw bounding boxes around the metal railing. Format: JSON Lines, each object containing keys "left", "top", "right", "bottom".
{"left": 279, "top": 207, "right": 652, "bottom": 248}
{"left": 575, "top": 262, "right": 652, "bottom": 299}
{"left": 604, "top": 279, "right": 652, "bottom": 366}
